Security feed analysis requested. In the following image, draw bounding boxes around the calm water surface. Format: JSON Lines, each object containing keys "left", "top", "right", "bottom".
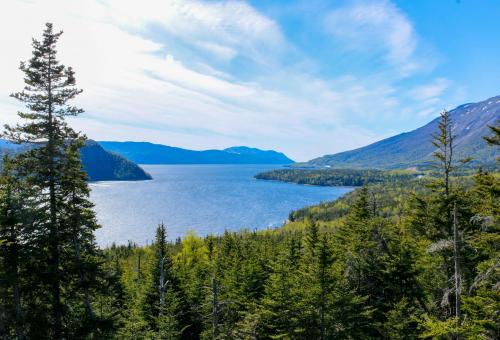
{"left": 90, "top": 164, "right": 352, "bottom": 246}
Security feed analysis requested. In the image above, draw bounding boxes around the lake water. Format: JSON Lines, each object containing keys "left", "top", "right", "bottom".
{"left": 90, "top": 164, "right": 352, "bottom": 246}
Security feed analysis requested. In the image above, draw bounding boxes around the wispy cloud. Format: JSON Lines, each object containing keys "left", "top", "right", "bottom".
{"left": 410, "top": 78, "right": 450, "bottom": 102}
{"left": 323, "top": 0, "right": 422, "bottom": 76}
{"left": 105, "top": 0, "right": 286, "bottom": 65}
{"left": 0, "top": 0, "right": 454, "bottom": 160}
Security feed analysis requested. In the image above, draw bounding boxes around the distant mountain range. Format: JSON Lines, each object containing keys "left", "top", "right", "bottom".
{"left": 0, "top": 139, "right": 152, "bottom": 181}
{"left": 80, "top": 141, "right": 152, "bottom": 181}
{"left": 98, "top": 142, "right": 294, "bottom": 164}
{"left": 303, "top": 95, "right": 500, "bottom": 169}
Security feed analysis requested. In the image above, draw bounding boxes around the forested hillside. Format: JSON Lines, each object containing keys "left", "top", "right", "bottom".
{"left": 255, "top": 168, "right": 420, "bottom": 186}
{"left": 0, "top": 139, "right": 151, "bottom": 181}
{"left": 80, "top": 141, "right": 152, "bottom": 181}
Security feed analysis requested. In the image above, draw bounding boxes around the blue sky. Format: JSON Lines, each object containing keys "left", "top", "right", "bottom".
{"left": 0, "top": 0, "right": 499, "bottom": 160}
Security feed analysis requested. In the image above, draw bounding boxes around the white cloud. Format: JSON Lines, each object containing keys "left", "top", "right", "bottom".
{"left": 324, "top": 0, "right": 420, "bottom": 76}
{"left": 104, "top": 0, "right": 285, "bottom": 64}
{"left": 0, "top": 0, "right": 450, "bottom": 160}
{"left": 410, "top": 78, "right": 450, "bottom": 102}
{"left": 407, "top": 78, "right": 450, "bottom": 118}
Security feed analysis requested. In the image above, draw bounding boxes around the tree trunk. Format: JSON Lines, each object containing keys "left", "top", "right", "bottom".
{"left": 159, "top": 256, "right": 165, "bottom": 312}
{"left": 137, "top": 252, "right": 141, "bottom": 282}
{"left": 4, "top": 185, "right": 25, "bottom": 339}
{"left": 10, "top": 231, "right": 24, "bottom": 340}
{"left": 453, "top": 202, "right": 461, "bottom": 333}
{"left": 73, "top": 231, "right": 94, "bottom": 319}
{"left": 319, "top": 266, "right": 326, "bottom": 340}
{"left": 47, "top": 49, "right": 63, "bottom": 339}
{"left": 212, "top": 277, "right": 219, "bottom": 338}
{"left": 13, "top": 273, "right": 24, "bottom": 340}
{"left": 9, "top": 235, "right": 24, "bottom": 339}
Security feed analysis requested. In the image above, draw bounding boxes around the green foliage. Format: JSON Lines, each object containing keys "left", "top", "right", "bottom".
{"left": 1, "top": 22, "right": 498, "bottom": 340}
{"left": 0, "top": 139, "right": 152, "bottom": 181}
{"left": 485, "top": 121, "right": 500, "bottom": 147}
{"left": 80, "top": 140, "right": 152, "bottom": 181}
{"left": 485, "top": 121, "right": 500, "bottom": 163}
{"left": 0, "top": 23, "right": 112, "bottom": 338}
{"left": 104, "top": 154, "right": 498, "bottom": 338}
{"left": 255, "top": 167, "right": 419, "bottom": 186}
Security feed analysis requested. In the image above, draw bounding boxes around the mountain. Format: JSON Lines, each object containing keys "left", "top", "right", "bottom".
{"left": 80, "top": 141, "right": 152, "bottom": 181}
{"left": 0, "top": 139, "right": 152, "bottom": 181}
{"left": 304, "top": 95, "right": 500, "bottom": 169}
{"left": 98, "top": 142, "right": 294, "bottom": 164}
{"left": 223, "top": 146, "right": 294, "bottom": 163}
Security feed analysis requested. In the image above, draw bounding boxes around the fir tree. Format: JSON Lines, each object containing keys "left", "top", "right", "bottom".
{"left": 484, "top": 120, "right": 500, "bottom": 164}
{"left": 2, "top": 23, "right": 106, "bottom": 338}
{"left": 259, "top": 236, "right": 301, "bottom": 338}
{"left": 432, "top": 109, "right": 455, "bottom": 197}
{"left": 59, "top": 140, "right": 111, "bottom": 336}
{"left": 143, "top": 223, "right": 182, "bottom": 337}
{"left": 484, "top": 121, "right": 500, "bottom": 146}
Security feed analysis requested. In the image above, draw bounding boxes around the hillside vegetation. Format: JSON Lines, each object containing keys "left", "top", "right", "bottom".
{"left": 80, "top": 141, "right": 152, "bottom": 181}
{"left": 0, "top": 139, "right": 151, "bottom": 181}
{"left": 255, "top": 168, "right": 420, "bottom": 186}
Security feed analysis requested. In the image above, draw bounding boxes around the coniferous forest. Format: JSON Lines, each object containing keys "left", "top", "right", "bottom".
{"left": 0, "top": 24, "right": 499, "bottom": 339}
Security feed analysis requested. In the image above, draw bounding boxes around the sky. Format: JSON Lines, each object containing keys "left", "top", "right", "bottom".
{"left": 0, "top": 0, "right": 499, "bottom": 161}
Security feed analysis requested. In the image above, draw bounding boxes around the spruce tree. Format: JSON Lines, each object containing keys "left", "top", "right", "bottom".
{"left": 432, "top": 109, "right": 454, "bottom": 197}
{"left": 411, "top": 109, "right": 482, "bottom": 337}
{"left": 431, "top": 110, "right": 462, "bottom": 325}
{"left": 484, "top": 121, "right": 500, "bottom": 146}
{"left": 60, "top": 140, "right": 110, "bottom": 336}
{"left": 259, "top": 236, "right": 301, "bottom": 338}
{"left": 142, "top": 223, "right": 182, "bottom": 337}
{"left": 349, "top": 186, "right": 372, "bottom": 222}
{"left": 2, "top": 23, "right": 106, "bottom": 338}
{"left": 297, "top": 222, "right": 332, "bottom": 338}
{"left": 484, "top": 121, "right": 500, "bottom": 163}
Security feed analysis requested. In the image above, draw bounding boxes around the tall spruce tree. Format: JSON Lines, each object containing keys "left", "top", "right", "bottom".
{"left": 2, "top": 23, "right": 106, "bottom": 338}
{"left": 259, "top": 236, "right": 301, "bottom": 338}
{"left": 408, "top": 109, "right": 482, "bottom": 338}
{"left": 432, "top": 110, "right": 463, "bottom": 326}
{"left": 142, "top": 223, "right": 182, "bottom": 337}
{"left": 432, "top": 109, "right": 454, "bottom": 197}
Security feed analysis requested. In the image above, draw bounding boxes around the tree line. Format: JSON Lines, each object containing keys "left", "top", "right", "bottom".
{"left": 255, "top": 168, "right": 420, "bottom": 187}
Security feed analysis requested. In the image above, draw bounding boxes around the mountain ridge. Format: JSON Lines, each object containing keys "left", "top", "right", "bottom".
{"left": 80, "top": 141, "right": 152, "bottom": 181}
{"left": 303, "top": 95, "right": 500, "bottom": 169}
{"left": 98, "top": 141, "right": 294, "bottom": 164}
{"left": 0, "top": 139, "right": 152, "bottom": 181}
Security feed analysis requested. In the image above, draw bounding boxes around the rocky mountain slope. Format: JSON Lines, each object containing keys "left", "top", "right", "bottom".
{"left": 305, "top": 95, "right": 500, "bottom": 169}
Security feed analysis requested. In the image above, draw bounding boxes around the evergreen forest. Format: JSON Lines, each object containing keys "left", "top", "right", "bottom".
{"left": 0, "top": 23, "right": 498, "bottom": 340}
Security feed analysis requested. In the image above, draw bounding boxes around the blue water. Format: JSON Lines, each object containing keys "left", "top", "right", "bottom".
{"left": 90, "top": 164, "right": 352, "bottom": 246}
